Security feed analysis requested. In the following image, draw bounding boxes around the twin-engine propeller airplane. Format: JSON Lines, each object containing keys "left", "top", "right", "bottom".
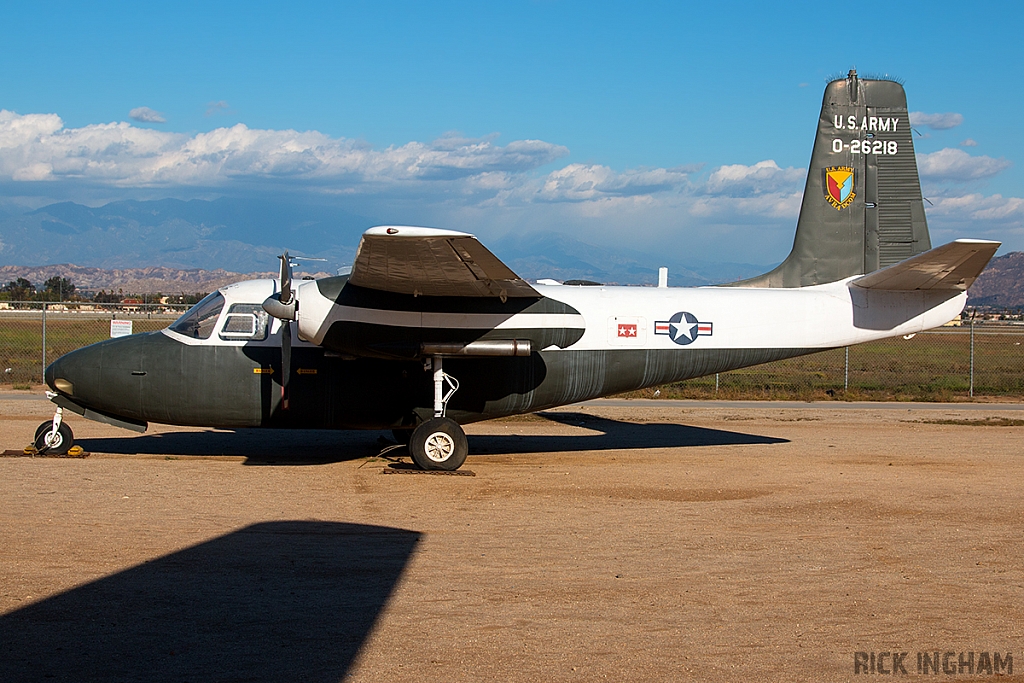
{"left": 38, "top": 71, "right": 999, "bottom": 470}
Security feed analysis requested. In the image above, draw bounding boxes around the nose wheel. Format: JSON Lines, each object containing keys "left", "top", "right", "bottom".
{"left": 34, "top": 407, "right": 75, "bottom": 456}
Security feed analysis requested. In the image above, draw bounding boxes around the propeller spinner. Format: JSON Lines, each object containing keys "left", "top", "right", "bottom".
{"left": 262, "top": 251, "right": 297, "bottom": 321}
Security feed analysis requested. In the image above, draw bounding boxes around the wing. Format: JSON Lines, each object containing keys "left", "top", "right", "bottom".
{"left": 851, "top": 239, "right": 1000, "bottom": 291}
{"left": 348, "top": 226, "right": 539, "bottom": 300}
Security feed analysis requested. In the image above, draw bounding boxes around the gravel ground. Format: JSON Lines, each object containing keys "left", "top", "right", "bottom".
{"left": 1, "top": 396, "right": 1022, "bottom": 682}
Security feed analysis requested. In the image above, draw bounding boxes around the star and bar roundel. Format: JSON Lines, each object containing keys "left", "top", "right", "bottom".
{"left": 823, "top": 166, "right": 855, "bottom": 210}
{"left": 654, "top": 312, "right": 713, "bottom": 346}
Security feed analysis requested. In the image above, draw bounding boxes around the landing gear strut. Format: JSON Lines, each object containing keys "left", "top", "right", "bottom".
{"left": 34, "top": 405, "right": 75, "bottom": 455}
{"left": 408, "top": 356, "right": 468, "bottom": 470}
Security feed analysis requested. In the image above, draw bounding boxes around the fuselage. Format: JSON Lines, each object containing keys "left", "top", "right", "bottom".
{"left": 45, "top": 275, "right": 965, "bottom": 431}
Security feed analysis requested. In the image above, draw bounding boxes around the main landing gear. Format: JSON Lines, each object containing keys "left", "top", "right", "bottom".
{"left": 407, "top": 356, "right": 468, "bottom": 471}
{"left": 34, "top": 405, "right": 75, "bottom": 455}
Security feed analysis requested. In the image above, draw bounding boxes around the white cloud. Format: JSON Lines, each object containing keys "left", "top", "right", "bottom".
{"left": 1, "top": 108, "right": 1021, "bottom": 264}
{"left": 927, "top": 193, "right": 1024, "bottom": 222}
{"left": 129, "top": 107, "right": 166, "bottom": 124}
{"left": 0, "top": 110, "right": 569, "bottom": 188}
{"left": 917, "top": 148, "right": 1011, "bottom": 182}
{"left": 960, "top": 138, "right": 978, "bottom": 147}
{"left": 0, "top": 111, "right": 63, "bottom": 144}
{"left": 909, "top": 111, "right": 964, "bottom": 130}
{"left": 0, "top": 110, "right": 855, "bottom": 221}
{"left": 523, "top": 163, "right": 695, "bottom": 203}
{"left": 703, "top": 160, "right": 804, "bottom": 197}
{"left": 688, "top": 193, "right": 803, "bottom": 220}
{"left": 924, "top": 192, "right": 1024, "bottom": 249}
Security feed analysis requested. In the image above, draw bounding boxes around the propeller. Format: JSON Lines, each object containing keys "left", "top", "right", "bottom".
{"left": 281, "top": 308, "right": 292, "bottom": 410}
{"left": 261, "top": 251, "right": 327, "bottom": 412}
{"left": 262, "top": 252, "right": 296, "bottom": 411}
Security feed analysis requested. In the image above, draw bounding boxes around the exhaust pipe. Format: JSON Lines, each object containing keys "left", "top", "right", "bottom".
{"left": 420, "top": 340, "right": 532, "bottom": 357}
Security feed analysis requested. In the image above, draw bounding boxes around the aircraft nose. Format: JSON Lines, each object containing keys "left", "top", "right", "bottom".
{"left": 45, "top": 343, "right": 102, "bottom": 401}
{"left": 45, "top": 335, "right": 146, "bottom": 420}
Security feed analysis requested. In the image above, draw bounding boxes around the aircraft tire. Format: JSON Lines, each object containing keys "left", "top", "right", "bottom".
{"left": 34, "top": 421, "right": 74, "bottom": 455}
{"left": 409, "top": 417, "right": 468, "bottom": 471}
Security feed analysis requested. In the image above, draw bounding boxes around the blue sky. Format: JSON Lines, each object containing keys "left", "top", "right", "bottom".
{"left": 1, "top": 0, "right": 1021, "bottom": 266}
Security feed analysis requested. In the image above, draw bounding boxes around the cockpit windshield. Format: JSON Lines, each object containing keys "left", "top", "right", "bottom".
{"left": 168, "top": 292, "right": 225, "bottom": 339}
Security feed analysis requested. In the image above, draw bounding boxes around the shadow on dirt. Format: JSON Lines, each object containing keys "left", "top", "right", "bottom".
{"left": 76, "top": 411, "right": 787, "bottom": 465}
{"left": 78, "top": 428, "right": 382, "bottom": 465}
{"left": 469, "top": 411, "right": 789, "bottom": 455}
{"left": 0, "top": 521, "right": 420, "bottom": 683}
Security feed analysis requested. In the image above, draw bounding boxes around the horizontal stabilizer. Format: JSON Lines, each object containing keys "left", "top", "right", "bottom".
{"left": 851, "top": 239, "right": 1000, "bottom": 291}
{"left": 349, "top": 226, "right": 539, "bottom": 299}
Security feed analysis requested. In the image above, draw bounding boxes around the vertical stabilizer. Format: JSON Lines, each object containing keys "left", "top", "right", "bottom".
{"left": 733, "top": 70, "right": 931, "bottom": 288}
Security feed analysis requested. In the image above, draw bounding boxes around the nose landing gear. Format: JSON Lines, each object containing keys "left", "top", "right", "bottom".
{"left": 34, "top": 405, "right": 75, "bottom": 455}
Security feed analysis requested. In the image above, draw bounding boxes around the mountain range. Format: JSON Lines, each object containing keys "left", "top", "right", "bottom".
{"left": 0, "top": 198, "right": 364, "bottom": 273}
{"left": 0, "top": 198, "right": 1020, "bottom": 305}
{"left": 0, "top": 198, "right": 768, "bottom": 287}
{"left": 963, "top": 251, "right": 1024, "bottom": 309}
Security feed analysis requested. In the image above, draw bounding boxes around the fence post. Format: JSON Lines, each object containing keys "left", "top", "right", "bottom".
{"left": 844, "top": 347, "right": 849, "bottom": 392}
{"left": 41, "top": 302, "right": 47, "bottom": 384}
{"left": 715, "top": 373, "right": 719, "bottom": 395}
{"left": 970, "top": 317, "right": 975, "bottom": 398}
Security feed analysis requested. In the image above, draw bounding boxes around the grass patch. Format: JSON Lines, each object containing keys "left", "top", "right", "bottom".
{"left": 915, "top": 417, "right": 1024, "bottom": 427}
{"left": 0, "top": 315, "right": 174, "bottom": 384}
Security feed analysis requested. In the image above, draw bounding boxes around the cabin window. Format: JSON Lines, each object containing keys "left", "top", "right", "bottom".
{"left": 219, "top": 304, "right": 269, "bottom": 341}
{"left": 168, "top": 292, "right": 225, "bottom": 340}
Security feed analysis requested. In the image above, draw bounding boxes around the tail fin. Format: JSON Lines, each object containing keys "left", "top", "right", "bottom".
{"left": 734, "top": 69, "right": 931, "bottom": 288}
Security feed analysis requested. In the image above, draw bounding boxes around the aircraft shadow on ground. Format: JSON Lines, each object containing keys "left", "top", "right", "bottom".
{"left": 0, "top": 521, "right": 420, "bottom": 683}
{"left": 78, "top": 428, "right": 382, "bottom": 465}
{"left": 469, "top": 411, "right": 789, "bottom": 455}
{"left": 77, "top": 412, "right": 787, "bottom": 464}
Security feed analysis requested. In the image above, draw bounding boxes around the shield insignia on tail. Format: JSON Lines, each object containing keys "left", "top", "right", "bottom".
{"left": 823, "top": 166, "right": 856, "bottom": 210}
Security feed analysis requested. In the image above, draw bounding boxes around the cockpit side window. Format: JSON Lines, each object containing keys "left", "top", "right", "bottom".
{"left": 168, "top": 292, "right": 225, "bottom": 340}
{"left": 219, "top": 304, "right": 269, "bottom": 341}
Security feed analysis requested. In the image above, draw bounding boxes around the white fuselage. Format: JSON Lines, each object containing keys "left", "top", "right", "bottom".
{"left": 296, "top": 277, "right": 966, "bottom": 355}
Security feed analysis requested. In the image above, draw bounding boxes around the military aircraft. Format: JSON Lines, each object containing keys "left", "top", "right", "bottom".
{"left": 38, "top": 71, "right": 999, "bottom": 470}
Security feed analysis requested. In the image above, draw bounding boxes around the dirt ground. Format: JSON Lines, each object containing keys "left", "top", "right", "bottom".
{"left": 1, "top": 394, "right": 1022, "bottom": 682}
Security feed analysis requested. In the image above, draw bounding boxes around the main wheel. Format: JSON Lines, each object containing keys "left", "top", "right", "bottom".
{"left": 34, "top": 421, "right": 74, "bottom": 455}
{"left": 409, "top": 417, "right": 468, "bottom": 471}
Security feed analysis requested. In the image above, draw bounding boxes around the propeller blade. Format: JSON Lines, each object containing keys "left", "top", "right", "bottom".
{"left": 279, "top": 250, "right": 292, "bottom": 305}
{"left": 281, "top": 319, "right": 291, "bottom": 411}
{"left": 263, "top": 250, "right": 298, "bottom": 321}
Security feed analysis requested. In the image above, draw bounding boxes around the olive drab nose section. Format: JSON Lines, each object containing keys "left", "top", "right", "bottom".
{"left": 47, "top": 331, "right": 268, "bottom": 429}
{"left": 46, "top": 334, "right": 147, "bottom": 421}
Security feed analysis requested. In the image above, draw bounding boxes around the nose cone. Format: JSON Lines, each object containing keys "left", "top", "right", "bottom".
{"left": 45, "top": 335, "right": 145, "bottom": 418}
{"left": 46, "top": 345, "right": 99, "bottom": 399}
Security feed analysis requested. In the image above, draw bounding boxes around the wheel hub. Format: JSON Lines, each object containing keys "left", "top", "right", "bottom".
{"left": 45, "top": 430, "right": 62, "bottom": 448}
{"left": 424, "top": 431, "right": 456, "bottom": 462}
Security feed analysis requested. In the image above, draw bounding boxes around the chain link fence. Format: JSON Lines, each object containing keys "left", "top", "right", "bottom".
{"left": 663, "top": 325, "right": 1024, "bottom": 401}
{"left": 0, "top": 302, "right": 189, "bottom": 387}
{"left": 3, "top": 303, "right": 1024, "bottom": 400}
